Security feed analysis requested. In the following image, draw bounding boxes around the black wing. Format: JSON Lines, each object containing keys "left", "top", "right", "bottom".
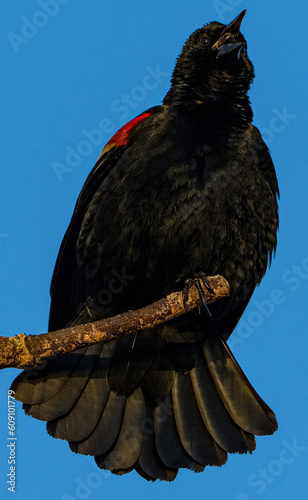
{"left": 49, "top": 107, "right": 160, "bottom": 331}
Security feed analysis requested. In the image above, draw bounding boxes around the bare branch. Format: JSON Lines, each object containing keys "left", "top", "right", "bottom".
{"left": 0, "top": 275, "right": 230, "bottom": 370}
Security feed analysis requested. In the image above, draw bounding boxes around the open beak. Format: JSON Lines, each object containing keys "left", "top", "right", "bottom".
{"left": 214, "top": 10, "right": 247, "bottom": 58}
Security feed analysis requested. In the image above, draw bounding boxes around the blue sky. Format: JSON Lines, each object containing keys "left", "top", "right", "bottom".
{"left": 1, "top": 1, "right": 307, "bottom": 499}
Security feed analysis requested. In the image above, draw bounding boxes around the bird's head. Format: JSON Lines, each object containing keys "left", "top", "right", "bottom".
{"left": 164, "top": 10, "right": 255, "bottom": 116}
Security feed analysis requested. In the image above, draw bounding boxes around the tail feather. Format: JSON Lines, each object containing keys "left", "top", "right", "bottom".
{"left": 191, "top": 346, "right": 255, "bottom": 453}
{"left": 135, "top": 465, "right": 157, "bottom": 482}
{"left": 96, "top": 388, "right": 145, "bottom": 471}
{"left": 12, "top": 349, "right": 86, "bottom": 404}
{"left": 22, "top": 343, "right": 103, "bottom": 421}
{"left": 47, "top": 340, "right": 116, "bottom": 441}
{"left": 70, "top": 390, "right": 126, "bottom": 456}
{"left": 154, "top": 394, "right": 205, "bottom": 473}
{"left": 203, "top": 333, "right": 278, "bottom": 435}
{"left": 173, "top": 371, "right": 227, "bottom": 466}
{"left": 137, "top": 406, "right": 178, "bottom": 481}
{"left": 140, "top": 345, "right": 175, "bottom": 404}
{"left": 108, "top": 332, "right": 154, "bottom": 395}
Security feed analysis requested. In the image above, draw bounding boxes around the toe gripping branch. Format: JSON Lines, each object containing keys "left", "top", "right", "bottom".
{"left": 182, "top": 272, "right": 215, "bottom": 317}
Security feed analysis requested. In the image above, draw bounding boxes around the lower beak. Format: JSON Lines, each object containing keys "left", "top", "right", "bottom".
{"left": 216, "top": 42, "right": 245, "bottom": 57}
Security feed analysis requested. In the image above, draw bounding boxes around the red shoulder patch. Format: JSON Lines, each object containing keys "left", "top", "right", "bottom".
{"left": 101, "top": 112, "right": 152, "bottom": 155}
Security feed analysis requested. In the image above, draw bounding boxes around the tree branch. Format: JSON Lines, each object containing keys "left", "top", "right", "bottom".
{"left": 0, "top": 275, "right": 230, "bottom": 370}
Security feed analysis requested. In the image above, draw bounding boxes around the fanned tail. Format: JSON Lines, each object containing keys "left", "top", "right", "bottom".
{"left": 11, "top": 330, "right": 277, "bottom": 481}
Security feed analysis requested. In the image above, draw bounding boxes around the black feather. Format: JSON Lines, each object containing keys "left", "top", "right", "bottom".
{"left": 173, "top": 371, "right": 227, "bottom": 466}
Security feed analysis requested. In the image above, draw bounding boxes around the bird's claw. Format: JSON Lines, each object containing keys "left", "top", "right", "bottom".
{"left": 182, "top": 272, "right": 214, "bottom": 317}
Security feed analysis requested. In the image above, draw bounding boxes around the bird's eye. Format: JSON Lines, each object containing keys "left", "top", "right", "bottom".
{"left": 200, "top": 36, "right": 210, "bottom": 46}
{"left": 241, "top": 45, "right": 247, "bottom": 56}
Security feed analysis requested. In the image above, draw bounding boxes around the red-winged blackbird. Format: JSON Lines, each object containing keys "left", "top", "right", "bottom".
{"left": 12, "top": 10, "right": 279, "bottom": 481}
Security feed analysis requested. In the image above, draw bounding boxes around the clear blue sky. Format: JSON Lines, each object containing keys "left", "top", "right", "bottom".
{"left": 1, "top": 1, "right": 307, "bottom": 499}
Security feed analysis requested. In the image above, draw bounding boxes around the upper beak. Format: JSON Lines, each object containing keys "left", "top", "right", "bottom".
{"left": 214, "top": 10, "right": 247, "bottom": 58}
{"left": 221, "top": 9, "right": 246, "bottom": 37}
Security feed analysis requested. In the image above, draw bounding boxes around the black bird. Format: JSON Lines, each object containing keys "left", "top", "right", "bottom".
{"left": 12, "top": 10, "right": 279, "bottom": 481}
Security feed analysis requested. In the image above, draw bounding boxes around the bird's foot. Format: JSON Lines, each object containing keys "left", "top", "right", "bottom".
{"left": 182, "top": 272, "right": 215, "bottom": 316}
